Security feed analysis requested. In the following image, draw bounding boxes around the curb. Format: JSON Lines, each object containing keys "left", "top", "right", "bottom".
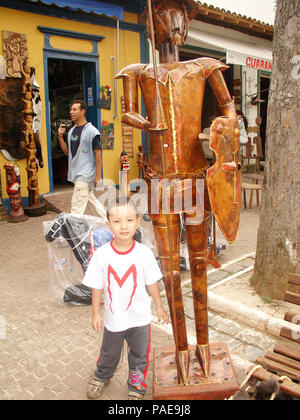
{"left": 208, "top": 291, "right": 300, "bottom": 340}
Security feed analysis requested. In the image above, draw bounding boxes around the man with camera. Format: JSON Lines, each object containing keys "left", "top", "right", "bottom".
{"left": 57, "top": 100, "right": 106, "bottom": 219}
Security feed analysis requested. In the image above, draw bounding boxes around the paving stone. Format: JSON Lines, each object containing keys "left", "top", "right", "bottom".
{"left": 208, "top": 314, "right": 242, "bottom": 336}
{"left": 244, "top": 345, "right": 265, "bottom": 362}
{"left": 207, "top": 270, "right": 229, "bottom": 283}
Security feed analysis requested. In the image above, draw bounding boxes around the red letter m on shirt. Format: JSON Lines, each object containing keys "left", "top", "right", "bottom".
{"left": 107, "top": 264, "right": 137, "bottom": 313}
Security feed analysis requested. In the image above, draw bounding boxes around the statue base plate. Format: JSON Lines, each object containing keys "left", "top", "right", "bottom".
{"left": 24, "top": 202, "right": 47, "bottom": 217}
{"left": 153, "top": 343, "right": 239, "bottom": 400}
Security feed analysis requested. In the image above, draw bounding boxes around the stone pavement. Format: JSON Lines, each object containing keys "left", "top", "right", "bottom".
{"left": 0, "top": 187, "right": 284, "bottom": 400}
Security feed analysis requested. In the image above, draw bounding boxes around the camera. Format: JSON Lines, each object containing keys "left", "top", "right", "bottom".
{"left": 59, "top": 119, "right": 73, "bottom": 130}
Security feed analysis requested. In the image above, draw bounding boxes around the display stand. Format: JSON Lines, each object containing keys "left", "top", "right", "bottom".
{"left": 23, "top": 202, "right": 46, "bottom": 217}
{"left": 153, "top": 343, "right": 239, "bottom": 400}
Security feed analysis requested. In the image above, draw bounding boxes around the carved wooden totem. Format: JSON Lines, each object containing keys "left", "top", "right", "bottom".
{"left": 20, "top": 59, "right": 40, "bottom": 207}
{"left": 116, "top": 0, "right": 241, "bottom": 388}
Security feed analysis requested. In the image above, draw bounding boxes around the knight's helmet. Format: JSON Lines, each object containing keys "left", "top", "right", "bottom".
{"left": 150, "top": 0, "right": 198, "bottom": 18}
{"left": 144, "top": 0, "right": 199, "bottom": 49}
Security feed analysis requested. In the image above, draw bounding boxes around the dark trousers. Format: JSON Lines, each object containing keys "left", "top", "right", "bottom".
{"left": 94, "top": 324, "right": 151, "bottom": 395}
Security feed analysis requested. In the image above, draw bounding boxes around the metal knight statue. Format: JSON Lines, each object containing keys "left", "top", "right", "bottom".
{"left": 116, "top": 0, "right": 241, "bottom": 387}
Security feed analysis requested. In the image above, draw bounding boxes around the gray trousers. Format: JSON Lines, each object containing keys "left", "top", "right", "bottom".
{"left": 94, "top": 324, "right": 151, "bottom": 395}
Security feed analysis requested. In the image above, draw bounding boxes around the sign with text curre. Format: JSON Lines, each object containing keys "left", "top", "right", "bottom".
{"left": 245, "top": 57, "right": 272, "bottom": 71}
{"left": 227, "top": 50, "right": 272, "bottom": 72}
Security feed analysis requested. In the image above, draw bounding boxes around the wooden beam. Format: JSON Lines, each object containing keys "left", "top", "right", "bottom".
{"left": 274, "top": 342, "right": 300, "bottom": 361}
{"left": 288, "top": 273, "right": 300, "bottom": 286}
{"left": 284, "top": 312, "right": 300, "bottom": 324}
{"left": 284, "top": 291, "right": 300, "bottom": 306}
{"left": 280, "top": 326, "right": 300, "bottom": 344}
{"left": 255, "top": 357, "right": 300, "bottom": 381}
{"left": 252, "top": 367, "right": 300, "bottom": 399}
{"left": 264, "top": 351, "right": 300, "bottom": 372}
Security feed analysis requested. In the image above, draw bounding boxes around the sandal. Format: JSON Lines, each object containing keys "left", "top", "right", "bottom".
{"left": 87, "top": 376, "right": 106, "bottom": 400}
{"left": 128, "top": 391, "right": 144, "bottom": 400}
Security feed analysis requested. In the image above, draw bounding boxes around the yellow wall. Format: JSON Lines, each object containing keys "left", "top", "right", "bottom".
{"left": 0, "top": 7, "right": 142, "bottom": 200}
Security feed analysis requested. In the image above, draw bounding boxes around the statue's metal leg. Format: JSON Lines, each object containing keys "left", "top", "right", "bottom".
{"left": 151, "top": 213, "right": 189, "bottom": 385}
{"left": 185, "top": 204, "right": 211, "bottom": 378}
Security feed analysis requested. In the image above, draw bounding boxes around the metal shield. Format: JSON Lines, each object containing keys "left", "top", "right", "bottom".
{"left": 206, "top": 116, "right": 241, "bottom": 244}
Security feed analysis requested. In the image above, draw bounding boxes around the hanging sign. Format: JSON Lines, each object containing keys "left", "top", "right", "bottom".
{"left": 226, "top": 50, "right": 272, "bottom": 72}
{"left": 87, "top": 86, "right": 93, "bottom": 107}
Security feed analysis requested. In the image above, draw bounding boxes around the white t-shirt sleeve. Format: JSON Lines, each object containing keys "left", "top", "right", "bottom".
{"left": 82, "top": 250, "right": 105, "bottom": 290}
{"left": 143, "top": 247, "right": 163, "bottom": 286}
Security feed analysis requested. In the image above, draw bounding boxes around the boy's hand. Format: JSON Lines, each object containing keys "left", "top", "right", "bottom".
{"left": 92, "top": 314, "right": 102, "bottom": 331}
{"left": 156, "top": 306, "right": 169, "bottom": 324}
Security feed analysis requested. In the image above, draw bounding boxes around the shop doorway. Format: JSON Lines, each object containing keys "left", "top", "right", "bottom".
{"left": 259, "top": 75, "right": 271, "bottom": 155}
{"left": 47, "top": 58, "right": 98, "bottom": 189}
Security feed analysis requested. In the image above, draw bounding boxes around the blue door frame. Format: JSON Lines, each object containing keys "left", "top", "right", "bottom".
{"left": 39, "top": 26, "right": 104, "bottom": 193}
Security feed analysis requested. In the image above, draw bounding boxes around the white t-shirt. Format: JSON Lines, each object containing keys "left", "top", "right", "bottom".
{"left": 82, "top": 240, "right": 163, "bottom": 332}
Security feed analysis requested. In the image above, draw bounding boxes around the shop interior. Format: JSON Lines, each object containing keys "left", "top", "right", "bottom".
{"left": 259, "top": 74, "right": 271, "bottom": 155}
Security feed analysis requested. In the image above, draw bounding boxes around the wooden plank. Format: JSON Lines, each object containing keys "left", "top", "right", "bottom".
{"left": 288, "top": 273, "right": 300, "bottom": 286}
{"left": 284, "top": 311, "right": 300, "bottom": 324}
{"left": 280, "top": 326, "right": 300, "bottom": 344}
{"left": 252, "top": 367, "right": 300, "bottom": 399}
{"left": 243, "top": 173, "right": 264, "bottom": 182}
{"left": 255, "top": 357, "right": 300, "bottom": 381}
{"left": 284, "top": 291, "right": 300, "bottom": 306}
{"left": 274, "top": 342, "right": 300, "bottom": 362}
{"left": 264, "top": 351, "right": 300, "bottom": 372}
{"left": 241, "top": 183, "right": 262, "bottom": 190}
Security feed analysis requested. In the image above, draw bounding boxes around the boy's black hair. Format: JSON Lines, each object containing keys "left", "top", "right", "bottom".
{"left": 107, "top": 196, "right": 138, "bottom": 219}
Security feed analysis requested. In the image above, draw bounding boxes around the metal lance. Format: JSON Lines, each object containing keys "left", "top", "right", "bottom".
{"left": 147, "top": 0, "right": 185, "bottom": 385}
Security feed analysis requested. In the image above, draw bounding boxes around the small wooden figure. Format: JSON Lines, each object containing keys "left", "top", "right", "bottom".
{"left": 136, "top": 145, "right": 146, "bottom": 179}
{"left": 4, "top": 162, "right": 27, "bottom": 222}
{"left": 120, "top": 151, "right": 130, "bottom": 196}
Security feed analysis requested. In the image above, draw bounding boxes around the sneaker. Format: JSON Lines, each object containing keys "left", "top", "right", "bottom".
{"left": 86, "top": 376, "right": 106, "bottom": 400}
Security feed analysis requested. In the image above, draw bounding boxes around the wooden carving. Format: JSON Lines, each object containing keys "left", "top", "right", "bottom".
{"left": 116, "top": 0, "right": 240, "bottom": 385}
{"left": 120, "top": 151, "right": 130, "bottom": 196}
{"left": 21, "top": 60, "right": 40, "bottom": 207}
{"left": 4, "top": 162, "right": 27, "bottom": 222}
{"left": 137, "top": 145, "right": 147, "bottom": 179}
{"left": 2, "top": 31, "right": 28, "bottom": 78}
{"left": 0, "top": 77, "right": 25, "bottom": 160}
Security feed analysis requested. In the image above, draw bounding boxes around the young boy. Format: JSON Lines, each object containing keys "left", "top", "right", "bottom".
{"left": 82, "top": 197, "right": 168, "bottom": 400}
